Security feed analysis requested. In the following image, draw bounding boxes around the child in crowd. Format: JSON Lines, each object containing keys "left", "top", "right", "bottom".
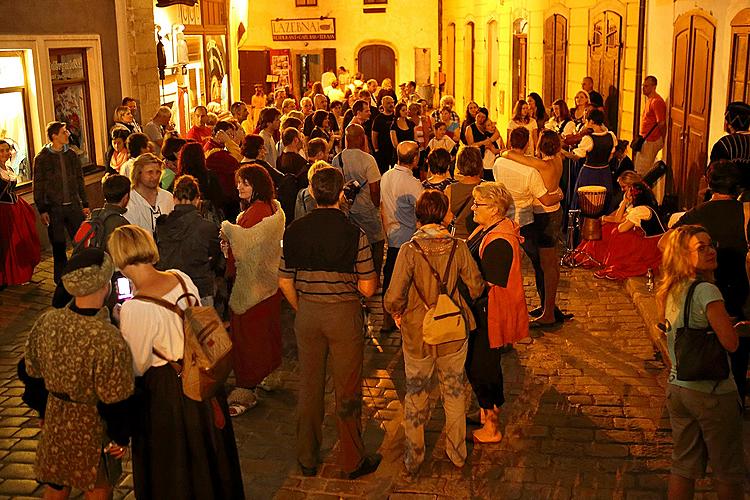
{"left": 427, "top": 122, "right": 457, "bottom": 156}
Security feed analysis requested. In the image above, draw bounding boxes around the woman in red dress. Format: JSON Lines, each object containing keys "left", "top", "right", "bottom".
{"left": 220, "top": 164, "right": 286, "bottom": 416}
{"left": 0, "top": 139, "right": 41, "bottom": 287}
{"left": 577, "top": 182, "right": 664, "bottom": 280}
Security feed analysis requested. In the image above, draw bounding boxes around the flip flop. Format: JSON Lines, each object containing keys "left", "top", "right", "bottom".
{"left": 228, "top": 400, "right": 256, "bottom": 417}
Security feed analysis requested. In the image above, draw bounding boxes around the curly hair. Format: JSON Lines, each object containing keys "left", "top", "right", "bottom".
{"left": 656, "top": 225, "right": 711, "bottom": 318}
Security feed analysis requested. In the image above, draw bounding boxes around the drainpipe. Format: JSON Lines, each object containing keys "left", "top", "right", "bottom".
{"left": 632, "top": 0, "right": 647, "bottom": 139}
{"left": 437, "top": 0, "right": 443, "bottom": 102}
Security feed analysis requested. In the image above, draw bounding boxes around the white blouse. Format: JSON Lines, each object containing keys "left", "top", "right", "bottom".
{"left": 119, "top": 270, "right": 201, "bottom": 376}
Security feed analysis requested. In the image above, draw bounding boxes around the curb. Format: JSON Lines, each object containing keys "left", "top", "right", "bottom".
{"left": 623, "top": 276, "right": 671, "bottom": 369}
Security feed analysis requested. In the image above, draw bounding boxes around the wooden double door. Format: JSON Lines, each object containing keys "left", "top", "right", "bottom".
{"left": 589, "top": 10, "right": 621, "bottom": 134}
{"left": 669, "top": 12, "right": 715, "bottom": 209}
{"left": 358, "top": 45, "right": 395, "bottom": 85}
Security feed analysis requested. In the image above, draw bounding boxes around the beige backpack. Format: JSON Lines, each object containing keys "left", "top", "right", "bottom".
{"left": 133, "top": 272, "right": 233, "bottom": 402}
{"left": 411, "top": 240, "right": 467, "bottom": 345}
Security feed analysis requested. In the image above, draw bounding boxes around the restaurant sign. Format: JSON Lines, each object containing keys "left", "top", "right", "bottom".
{"left": 271, "top": 18, "right": 336, "bottom": 41}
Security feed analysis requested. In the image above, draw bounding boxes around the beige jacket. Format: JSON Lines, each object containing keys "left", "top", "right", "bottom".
{"left": 384, "top": 226, "right": 484, "bottom": 358}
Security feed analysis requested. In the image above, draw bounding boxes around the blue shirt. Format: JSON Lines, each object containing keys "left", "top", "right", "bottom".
{"left": 380, "top": 164, "right": 423, "bottom": 248}
{"left": 665, "top": 280, "right": 737, "bottom": 394}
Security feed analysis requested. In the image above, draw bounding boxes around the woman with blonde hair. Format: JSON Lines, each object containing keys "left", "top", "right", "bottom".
{"left": 507, "top": 99, "right": 537, "bottom": 155}
{"left": 465, "top": 182, "right": 529, "bottom": 443}
{"left": 110, "top": 224, "right": 244, "bottom": 499}
{"left": 571, "top": 90, "right": 590, "bottom": 126}
{"left": 111, "top": 105, "right": 137, "bottom": 134}
{"left": 657, "top": 225, "right": 744, "bottom": 499}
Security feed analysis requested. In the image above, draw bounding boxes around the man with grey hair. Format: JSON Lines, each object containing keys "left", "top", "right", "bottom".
{"left": 379, "top": 141, "right": 423, "bottom": 331}
{"left": 142, "top": 106, "right": 174, "bottom": 149}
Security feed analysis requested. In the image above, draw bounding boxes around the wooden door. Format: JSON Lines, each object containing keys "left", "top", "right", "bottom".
{"left": 728, "top": 9, "right": 750, "bottom": 103}
{"left": 589, "top": 11, "right": 622, "bottom": 134}
{"left": 543, "top": 14, "right": 567, "bottom": 105}
{"left": 669, "top": 12, "right": 715, "bottom": 209}
{"left": 512, "top": 34, "right": 528, "bottom": 103}
{"left": 445, "top": 23, "right": 456, "bottom": 96}
{"left": 238, "top": 50, "right": 269, "bottom": 103}
{"left": 357, "top": 45, "right": 395, "bottom": 85}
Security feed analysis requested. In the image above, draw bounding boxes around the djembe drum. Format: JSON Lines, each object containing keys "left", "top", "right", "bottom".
{"left": 577, "top": 185, "right": 607, "bottom": 240}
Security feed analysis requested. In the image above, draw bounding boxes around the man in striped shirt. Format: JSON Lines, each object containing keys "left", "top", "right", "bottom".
{"left": 278, "top": 167, "right": 381, "bottom": 480}
{"left": 710, "top": 102, "right": 750, "bottom": 191}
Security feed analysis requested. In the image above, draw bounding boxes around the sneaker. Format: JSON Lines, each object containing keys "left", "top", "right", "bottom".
{"left": 347, "top": 453, "right": 382, "bottom": 480}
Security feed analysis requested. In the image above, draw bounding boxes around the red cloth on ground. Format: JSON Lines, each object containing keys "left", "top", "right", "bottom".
{"left": 0, "top": 197, "right": 41, "bottom": 286}
{"left": 227, "top": 201, "right": 282, "bottom": 388}
{"left": 481, "top": 218, "right": 529, "bottom": 348}
{"left": 576, "top": 222, "right": 662, "bottom": 279}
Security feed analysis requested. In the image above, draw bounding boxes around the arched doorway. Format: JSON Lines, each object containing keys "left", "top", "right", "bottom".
{"left": 589, "top": 10, "right": 622, "bottom": 134}
{"left": 445, "top": 23, "right": 456, "bottom": 96}
{"left": 543, "top": 14, "right": 567, "bottom": 105}
{"left": 464, "top": 22, "right": 475, "bottom": 106}
{"left": 669, "top": 11, "right": 716, "bottom": 209}
{"left": 357, "top": 45, "right": 395, "bottom": 85}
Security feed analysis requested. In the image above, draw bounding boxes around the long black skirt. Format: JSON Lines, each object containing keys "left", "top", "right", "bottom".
{"left": 465, "top": 297, "right": 505, "bottom": 410}
{"left": 132, "top": 365, "right": 245, "bottom": 500}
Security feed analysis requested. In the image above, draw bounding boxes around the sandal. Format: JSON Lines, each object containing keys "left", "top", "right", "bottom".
{"left": 227, "top": 388, "right": 257, "bottom": 417}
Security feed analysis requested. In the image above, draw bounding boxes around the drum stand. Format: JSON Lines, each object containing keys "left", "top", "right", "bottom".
{"left": 560, "top": 209, "right": 603, "bottom": 268}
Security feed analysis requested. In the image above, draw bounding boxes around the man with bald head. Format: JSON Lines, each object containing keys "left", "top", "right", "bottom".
{"left": 379, "top": 141, "right": 423, "bottom": 331}
{"left": 303, "top": 93, "right": 330, "bottom": 137}
{"left": 333, "top": 124, "right": 383, "bottom": 272}
{"left": 372, "top": 95, "right": 396, "bottom": 173}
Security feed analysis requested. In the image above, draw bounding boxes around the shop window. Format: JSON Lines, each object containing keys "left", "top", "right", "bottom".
{"left": 296, "top": 0, "right": 317, "bottom": 6}
{"left": 0, "top": 52, "right": 33, "bottom": 183}
{"left": 729, "top": 9, "right": 750, "bottom": 103}
{"left": 49, "top": 48, "right": 96, "bottom": 166}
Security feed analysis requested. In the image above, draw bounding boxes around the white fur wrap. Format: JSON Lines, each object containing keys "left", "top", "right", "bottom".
{"left": 221, "top": 201, "right": 286, "bottom": 315}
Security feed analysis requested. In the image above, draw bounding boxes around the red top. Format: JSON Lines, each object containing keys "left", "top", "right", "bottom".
{"left": 186, "top": 125, "right": 212, "bottom": 144}
{"left": 640, "top": 93, "right": 667, "bottom": 141}
{"left": 227, "top": 201, "right": 274, "bottom": 278}
{"left": 480, "top": 218, "right": 529, "bottom": 348}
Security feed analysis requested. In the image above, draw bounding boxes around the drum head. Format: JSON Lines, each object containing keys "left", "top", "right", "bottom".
{"left": 577, "top": 185, "right": 607, "bottom": 194}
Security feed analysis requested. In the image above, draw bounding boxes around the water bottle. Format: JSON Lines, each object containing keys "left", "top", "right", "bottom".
{"left": 646, "top": 268, "right": 654, "bottom": 292}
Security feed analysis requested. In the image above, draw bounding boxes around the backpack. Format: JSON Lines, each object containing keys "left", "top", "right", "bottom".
{"left": 411, "top": 240, "right": 467, "bottom": 345}
{"left": 72, "top": 210, "right": 120, "bottom": 253}
{"left": 132, "top": 272, "right": 233, "bottom": 402}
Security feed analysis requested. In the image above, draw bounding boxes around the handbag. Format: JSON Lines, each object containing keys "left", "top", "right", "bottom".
{"left": 674, "top": 279, "right": 731, "bottom": 381}
{"left": 411, "top": 240, "right": 467, "bottom": 346}
{"left": 631, "top": 123, "right": 659, "bottom": 153}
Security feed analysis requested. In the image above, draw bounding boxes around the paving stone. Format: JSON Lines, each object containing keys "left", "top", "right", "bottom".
{"left": 0, "top": 478, "right": 39, "bottom": 495}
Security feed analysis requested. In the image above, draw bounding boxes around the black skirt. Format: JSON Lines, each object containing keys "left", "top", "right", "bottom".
{"left": 465, "top": 296, "right": 505, "bottom": 410}
{"left": 132, "top": 365, "right": 245, "bottom": 500}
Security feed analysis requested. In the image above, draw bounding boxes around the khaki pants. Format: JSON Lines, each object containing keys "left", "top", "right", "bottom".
{"left": 294, "top": 298, "right": 366, "bottom": 473}
{"left": 634, "top": 137, "right": 664, "bottom": 177}
{"left": 402, "top": 340, "right": 468, "bottom": 472}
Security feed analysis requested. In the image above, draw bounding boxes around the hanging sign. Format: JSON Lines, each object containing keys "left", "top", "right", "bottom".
{"left": 271, "top": 18, "right": 336, "bottom": 41}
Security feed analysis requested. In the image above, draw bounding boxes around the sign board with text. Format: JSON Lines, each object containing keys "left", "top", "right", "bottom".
{"left": 271, "top": 18, "right": 336, "bottom": 41}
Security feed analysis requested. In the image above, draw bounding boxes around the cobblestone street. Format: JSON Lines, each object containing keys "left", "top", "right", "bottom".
{"left": 0, "top": 256, "right": 748, "bottom": 499}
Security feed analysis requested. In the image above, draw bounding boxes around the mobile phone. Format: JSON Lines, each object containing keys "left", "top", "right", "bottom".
{"left": 116, "top": 277, "right": 133, "bottom": 302}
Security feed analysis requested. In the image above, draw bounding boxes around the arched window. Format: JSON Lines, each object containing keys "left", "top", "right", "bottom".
{"left": 729, "top": 9, "right": 750, "bottom": 103}
{"left": 464, "top": 22, "right": 475, "bottom": 103}
{"left": 486, "top": 20, "right": 499, "bottom": 117}
{"left": 543, "top": 14, "right": 567, "bottom": 105}
{"left": 512, "top": 18, "right": 528, "bottom": 103}
{"left": 445, "top": 23, "right": 456, "bottom": 96}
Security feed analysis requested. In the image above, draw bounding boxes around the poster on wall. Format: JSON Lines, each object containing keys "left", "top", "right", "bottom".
{"left": 49, "top": 49, "right": 94, "bottom": 166}
{"left": 269, "top": 49, "right": 292, "bottom": 91}
{"left": 204, "top": 35, "right": 229, "bottom": 111}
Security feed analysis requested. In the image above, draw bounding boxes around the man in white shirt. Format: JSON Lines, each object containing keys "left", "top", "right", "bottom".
{"left": 325, "top": 79, "right": 345, "bottom": 103}
{"left": 125, "top": 153, "right": 174, "bottom": 233}
{"left": 493, "top": 128, "right": 562, "bottom": 321}
{"left": 380, "top": 141, "right": 423, "bottom": 332}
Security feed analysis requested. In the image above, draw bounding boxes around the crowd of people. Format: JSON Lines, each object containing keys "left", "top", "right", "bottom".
{"left": 1, "top": 68, "right": 749, "bottom": 498}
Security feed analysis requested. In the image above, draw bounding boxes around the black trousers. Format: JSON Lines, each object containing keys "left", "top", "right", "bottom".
{"left": 520, "top": 223, "right": 545, "bottom": 303}
{"left": 47, "top": 204, "right": 84, "bottom": 283}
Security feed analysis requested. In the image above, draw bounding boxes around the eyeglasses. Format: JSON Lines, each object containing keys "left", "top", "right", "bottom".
{"left": 472, "top": 201, "right": 489, "bottom": 208}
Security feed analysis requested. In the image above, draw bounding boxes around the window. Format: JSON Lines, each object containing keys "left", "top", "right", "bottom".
{"left": 0, "top": 52, "right": 33, "bottom": 183}
{"left": 296, "top": 0, "right": 317, "bottom": 6}
{"left": 49, "top": 48, "right": 96, "bottom": 166}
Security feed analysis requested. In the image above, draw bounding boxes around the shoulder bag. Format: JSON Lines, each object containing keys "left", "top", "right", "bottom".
{"left": 674, "top": 279, "right": 731, "bottom": 381}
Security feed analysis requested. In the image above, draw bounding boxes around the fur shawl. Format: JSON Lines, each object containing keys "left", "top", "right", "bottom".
{"left": 221, "top": 201, "right": 285, "bottom": 314}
